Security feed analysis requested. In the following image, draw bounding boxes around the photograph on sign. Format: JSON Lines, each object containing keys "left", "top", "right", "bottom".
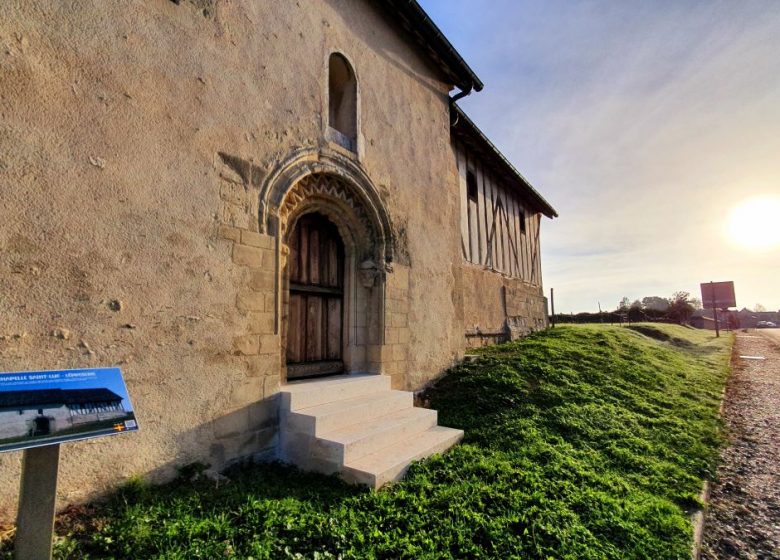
{"left": 700, "top": 281, "right": 737, "bottom": 309}
{"left": 0, "top": 367, "right": 138, "bottom": 453}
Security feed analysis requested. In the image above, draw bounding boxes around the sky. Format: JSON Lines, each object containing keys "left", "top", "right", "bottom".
{"left": 420, "top": 0, "right": 780, "bottom": 313}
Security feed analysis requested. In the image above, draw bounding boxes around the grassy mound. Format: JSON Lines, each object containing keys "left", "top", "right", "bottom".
{"left": 1, "top": 324, "right": 731, "bottom": 559}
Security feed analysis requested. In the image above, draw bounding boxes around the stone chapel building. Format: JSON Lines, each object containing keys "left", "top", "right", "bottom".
{"left": 0, "top": 0, "right": 556, "bottom": 513}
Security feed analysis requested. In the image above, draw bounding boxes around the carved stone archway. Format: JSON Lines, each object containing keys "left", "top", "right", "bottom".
{"left": 259, "top": 147, "right": 393, "bottom": 266}
{"left": 260, "top": 149, "right": 393, "bottom": 381}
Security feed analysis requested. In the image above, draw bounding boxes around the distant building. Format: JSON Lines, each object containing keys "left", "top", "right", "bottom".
{"left": 0, "top": 388, "right": 125, "bottom": 441}
{"left": 689, "top": 308, "right": 780, "bottom": 330}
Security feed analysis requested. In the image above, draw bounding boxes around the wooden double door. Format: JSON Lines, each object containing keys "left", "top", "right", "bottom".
{"left": 286, "top": 213, "right": 345, "bottom": 380}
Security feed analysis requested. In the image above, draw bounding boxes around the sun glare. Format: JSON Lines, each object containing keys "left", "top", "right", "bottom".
{"left": 726, "top": 195, "right": 780, "bottom": 252}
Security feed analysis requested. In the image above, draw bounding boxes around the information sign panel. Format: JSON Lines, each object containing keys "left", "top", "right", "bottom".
{"left": 0, "top": 367, "right": 138, "bottom": 453}
{"left": 700, "top": 281, "right": 736, "bottom": 309}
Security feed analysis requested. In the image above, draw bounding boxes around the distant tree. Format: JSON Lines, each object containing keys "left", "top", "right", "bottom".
{"left": 689, "top": 297, "right": 703, "bottom": 310}
{"left": 628, "top": 300, "right": 644, "bottom": 322}
{"left": 668, "top": 291, "right": 695, "bottom": 324}
{"left": 617, "top": 297, "right": 631, "bottom": 312}
{"left": 641, "top": 296, "right": 670, "bottom": 312}
{"left": 754, "top": 303, "right": 767, "bottom": 312}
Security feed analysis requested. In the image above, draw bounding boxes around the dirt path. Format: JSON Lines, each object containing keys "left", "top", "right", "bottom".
{"left": 700, "top": 329, "right": 780, "bottom": 560}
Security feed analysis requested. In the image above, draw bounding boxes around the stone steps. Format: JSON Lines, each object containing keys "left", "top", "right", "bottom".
{"left": 341, "top": 425, "right": 463, "bottom": 487}
{"left": 282, "top": 374, "right": 391, "bottom": 410}
{"left": 280, "top": 374, "right": 462, "bottom": 488}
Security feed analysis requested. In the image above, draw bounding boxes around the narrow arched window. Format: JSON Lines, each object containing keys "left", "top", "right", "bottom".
{"left": 328, "top": 53, "right": 357, "bottom": 151}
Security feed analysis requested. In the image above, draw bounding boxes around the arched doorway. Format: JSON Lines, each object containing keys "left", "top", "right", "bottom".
{"left": 286, "top": 212, "right": 346, "bottom": 379}
{"left": 260, "top": 153, "right": 395, "bottom": 383}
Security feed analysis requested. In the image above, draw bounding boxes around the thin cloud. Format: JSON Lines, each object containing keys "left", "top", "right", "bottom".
{"left": 422, "top": 0, "right": 780, "bottom": 311}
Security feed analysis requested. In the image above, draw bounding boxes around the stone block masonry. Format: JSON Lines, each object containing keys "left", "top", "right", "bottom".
{"left": 376, "top": 265, "right": 412, "bottom": 389}
{"left": 214, "top": 217, "right": 281, "bottom": 467}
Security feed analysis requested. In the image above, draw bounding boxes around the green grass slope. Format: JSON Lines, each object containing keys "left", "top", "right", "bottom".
{"left": 1, "top": 324, "right": 732, "bottom": 560}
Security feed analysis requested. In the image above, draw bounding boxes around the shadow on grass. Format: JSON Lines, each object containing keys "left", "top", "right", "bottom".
{"left": 1, "top": 461, "right": 367, "bottom": 559}
{"left": 0, "top": 324, "right": 732, "bottom": 560}
{"left": 627, "top": 324, "right": 724, "bottom": 357}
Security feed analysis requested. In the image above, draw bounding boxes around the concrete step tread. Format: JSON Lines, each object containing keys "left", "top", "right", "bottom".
{"left": 320, "top": 407, "right": 437, "bottom": 445}
{"left": 282, "top": 375, "right": 392, "bottom": 411}
{"left": 282, "top": 373, "right": 381, "bottom": 394}
{"left": 344, "top": 425, "right": 463, "bottom": 476}
{"left": 292, "top": 389, "right": 411, "bottom": 418}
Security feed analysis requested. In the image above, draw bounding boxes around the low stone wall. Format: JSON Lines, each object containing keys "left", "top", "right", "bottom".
{"left": 461, "top": 265, "right": 548, "bottom": 348}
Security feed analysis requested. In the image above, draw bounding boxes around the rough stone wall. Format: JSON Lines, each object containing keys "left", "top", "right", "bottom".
{"left": 460, "top": 265, "right": 549, "bottom": 349}
{"left": 0, "top": 0, "right": 464, "bottom": 518}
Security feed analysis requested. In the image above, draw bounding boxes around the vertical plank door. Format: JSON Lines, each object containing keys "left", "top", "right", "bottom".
{"left": 286, "top": 213, "right": 345, "bottom": 379}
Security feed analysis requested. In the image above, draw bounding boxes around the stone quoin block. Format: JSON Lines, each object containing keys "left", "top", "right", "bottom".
{"left": 249, "top": 269, "right": 275, "bottom": 291}
{"left": 258, "top": 334, "right": 280, "bottom": 354}
{"left": 384, "top": 328, "right": 399, "bottom": 344}
{"left": 263, "top": 375, "right": 281, "bottom": 396}
{"left": 209, "top": 443, "right": 226, "bottom": 466}
{"left": 230, "top": 377, "right": 264, "bottom": 407}
{"left": 237, "top": 290, "right": 265, "bottom": 312}
{"left": 391, "top": 344, "right": 408, "bottom": 361}
{"left": 247, "top": 311, "right": 275, "bottom": 334}
{"left": 233, "top": 334, "right": 259, "bottom": 355}
{"left": 391, "top": 267, "right": 410, "bottom": 290}
{"left": 233, "top": 244, "right": 265, "bottom": 267}
{"left": 221, "top": 202, "right": 249, "bottom": 229}
{"left": 246, "top": 354, "right": 279, "bottom": 378}
{"left": 387, "top": 287, "right": 407, "bottom": 301}
{"left": 218, "top": 224, "right": 241, "bottom": 242}
{"left": 389, "top": 312, "right": 408, "bottom": 328}
{"left": 240, "top": 230, "right": 274, "bottom": 250}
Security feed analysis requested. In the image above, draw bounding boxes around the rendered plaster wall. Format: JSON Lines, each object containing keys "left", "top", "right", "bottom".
{"left": 0, "top": 0, "right": 464, "bottom": 518}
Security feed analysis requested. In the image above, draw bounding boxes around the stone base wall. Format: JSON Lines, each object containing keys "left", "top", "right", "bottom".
{"left": 461, "top": 265, "right": 548, "bottom": 349}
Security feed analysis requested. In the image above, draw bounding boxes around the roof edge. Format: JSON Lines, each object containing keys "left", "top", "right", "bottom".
{"left": 451, "top": 104, "right": 558, "bottom": 219}
{"left": 376, "top": 0, "right": 483, "bottom": 93}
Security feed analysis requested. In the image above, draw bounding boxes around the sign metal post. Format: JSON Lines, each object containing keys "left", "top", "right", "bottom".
{"left": 700, "top": 281, "right": 736, "bottom": 338}
{"left": 550, "top": 288, "right": 555, "bottom": 327}
{"left": 15, "top": 444, "right": 60, "bottom": 560}
{"left": 710, "top": 283, "right": 720, "bottom": 338}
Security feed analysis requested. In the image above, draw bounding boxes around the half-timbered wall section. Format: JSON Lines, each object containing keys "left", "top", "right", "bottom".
{"left": 455, "top": 142, "right": 542, "bottom": 285}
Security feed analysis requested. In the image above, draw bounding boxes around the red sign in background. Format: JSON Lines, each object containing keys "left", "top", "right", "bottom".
{"left": 700, "top": 281, "right": 736, "bottom": 309}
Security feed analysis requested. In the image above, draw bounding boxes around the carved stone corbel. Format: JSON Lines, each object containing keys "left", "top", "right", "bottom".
{"left": 358, "top": 259, "right": 382, "bottom": 288}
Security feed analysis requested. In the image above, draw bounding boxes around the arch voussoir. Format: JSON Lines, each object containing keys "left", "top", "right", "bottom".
{"left": 259, "top": 148, "right": 393, "bottom": 264}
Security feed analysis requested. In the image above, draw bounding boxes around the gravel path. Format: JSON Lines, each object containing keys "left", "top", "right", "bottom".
{"left": 700, "top": 329, "right": 780, "bottom": 560}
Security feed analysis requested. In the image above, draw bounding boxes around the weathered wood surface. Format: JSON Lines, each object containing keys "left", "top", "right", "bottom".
{"left": 455, "top": 142, "right": 543, "bottom": 285}
{"left": 287, "top": 213, "right": 344, "bottom": 378}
